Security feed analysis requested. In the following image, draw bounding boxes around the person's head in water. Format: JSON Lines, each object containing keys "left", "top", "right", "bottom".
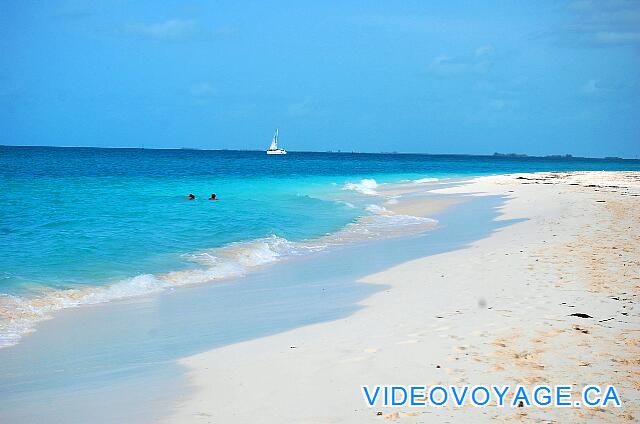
{"left": 187, "top": 194, "right": 196, "bottom": 200}
{"left": 209, "top": 194, "right": 218, "bottom": 200}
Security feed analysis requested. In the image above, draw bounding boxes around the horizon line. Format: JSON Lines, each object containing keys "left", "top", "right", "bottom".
{"left": 1, "top": 144, "right": 639, "bottom": 161}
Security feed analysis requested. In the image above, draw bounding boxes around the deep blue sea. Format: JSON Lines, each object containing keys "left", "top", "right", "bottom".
{"left": 1, "top": 145, "right": 639, "bottom": 347}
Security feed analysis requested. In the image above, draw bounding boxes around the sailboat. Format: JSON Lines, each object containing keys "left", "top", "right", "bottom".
{"left": 266, "top": 129, "right": 287, "bottom": 155}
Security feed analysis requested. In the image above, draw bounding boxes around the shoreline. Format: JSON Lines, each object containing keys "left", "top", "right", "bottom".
{"left": 2, "top": 177, "right": 493, "bottom": 423}
{"left": 0, "top": 177, "right": 454, "bottom": 349}
{"left": 1, "top": 171, "right": 637, "bottom": 423}
{"left": 164, "top": 171, "right": 639, "bottom": 423}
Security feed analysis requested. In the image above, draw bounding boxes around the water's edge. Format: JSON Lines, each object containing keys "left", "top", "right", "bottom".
{"left": 0, "top": 184, "right": 522, "bottom": 423}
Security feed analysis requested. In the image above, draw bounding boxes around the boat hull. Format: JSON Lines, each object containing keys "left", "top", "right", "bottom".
{"left": 267, "top": 149, "right": 287, "bottom": 155}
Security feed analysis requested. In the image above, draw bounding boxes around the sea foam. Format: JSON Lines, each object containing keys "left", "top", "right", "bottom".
{"left": 0, "top": 205, "right": 437, "bottom": 348}
{"left": 413, "top": 177, "right": 439, "bottom": 183}
{"left": 343, "top": 179, "right": 378, "bottom": 195}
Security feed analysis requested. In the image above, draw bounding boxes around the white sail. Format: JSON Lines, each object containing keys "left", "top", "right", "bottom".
{"left": 267, "top": 128, "right": 286, "bottom": 154}
{"left": 269, "top": 129, "right": 278, "bottom": 150}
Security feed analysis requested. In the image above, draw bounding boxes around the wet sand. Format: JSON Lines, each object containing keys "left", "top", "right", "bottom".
{"left": 164, "top": 171, "right": 640, "bottom": 423}
{"left": 0, "top": 176, "right": 498, "bottom": 424}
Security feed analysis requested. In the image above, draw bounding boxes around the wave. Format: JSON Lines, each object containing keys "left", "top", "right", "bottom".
{"left": 413, "top": 177, "right": 439, "bottom": 183}
{"left": 343, "top": 178, "right": 378, "bottom": 195}
{"left": 342, "top": 177, "right": 439, "bottom": 197}
{"left": 0, "top": 205, "right": 438, "bottom": 348}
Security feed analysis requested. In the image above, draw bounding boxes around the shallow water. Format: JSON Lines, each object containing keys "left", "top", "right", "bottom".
{"left": 1, "top": 147, "right": 638, "bottom": 421}
{"left": 0, "top": 192, "right": 519, "bottom": 423}
{"left": 2, "top": 146, "right": 638, "bottom": 348}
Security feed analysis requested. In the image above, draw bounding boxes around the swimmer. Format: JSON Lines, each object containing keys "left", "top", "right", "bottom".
{"left": 209, "top": 193, "right": 219, "bottom": 200}
{"left": 187, "top": 194, "right": 196, "bottom": 200}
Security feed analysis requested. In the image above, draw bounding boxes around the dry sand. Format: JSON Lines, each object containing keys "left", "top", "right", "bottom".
{"left": 164, "top": 171, "right": 640, "bottom": 423}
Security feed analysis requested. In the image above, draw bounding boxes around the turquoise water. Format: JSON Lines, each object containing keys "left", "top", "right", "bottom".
{"left": 1, "top": 146, "right": 639, "bottom": 346}
{"left": 0, "top": 195, "right": 512, "bottom": 424}
{"left": 1, "top": 146, "right": 639, "bottom": 423}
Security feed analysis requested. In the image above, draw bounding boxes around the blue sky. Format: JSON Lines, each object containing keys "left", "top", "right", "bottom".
{"left": 1, "top": 1, "right": 639, "bottom": 157}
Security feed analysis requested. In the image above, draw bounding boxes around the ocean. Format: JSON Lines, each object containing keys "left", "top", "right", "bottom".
{"left": 1, "top": 145, "right": 639, "bottom": 348}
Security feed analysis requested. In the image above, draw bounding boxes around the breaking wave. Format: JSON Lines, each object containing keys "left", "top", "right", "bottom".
{"left": 0, "top": 204, "right": 437, "bottom": 348}
{"left": 413, "top": 177, "right": 439, "bottom": 183}
{"left": 343, "top": 178, "right": 378, "bottom": 195}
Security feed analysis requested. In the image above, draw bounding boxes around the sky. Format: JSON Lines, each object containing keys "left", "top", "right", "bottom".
{"left": 1, "top": 1, "right": 639, "bottom": 157}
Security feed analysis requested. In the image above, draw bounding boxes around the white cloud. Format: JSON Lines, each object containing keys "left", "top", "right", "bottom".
{"left": 473, "top": 80, "right": 495, "bottom": 92}
{"left": 488, "top": 99, "right": 506, "bottom": 110}
{"left": 580, "top": 79, "right": 600, "bottom": 95}
{"left": 593, "top": 31, "right": 640, "bottom": 44}
{"left": 475, "top": 45, "right": 494, "bottom": 57}
{"left": 124, "top": 19, "right": 197, "bottom": 41}
{"left": 427, "top": 49, "right": 493, "bottom": 77}
{"left": 562, "top": 0, "right": 640, "bottom": 46}
{"left": 189, "top": 82, "right": 217, "bottom": 97}
{"left": 427, "top": 55, "right": 468, "bottom": 76}
{"left": 287, "top": 98, "right": 314, "bottom": 117}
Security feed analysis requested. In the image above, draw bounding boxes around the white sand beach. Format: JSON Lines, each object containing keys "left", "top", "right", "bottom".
{"left": 164, "top": 171, "right": 640, "bottom": 423}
